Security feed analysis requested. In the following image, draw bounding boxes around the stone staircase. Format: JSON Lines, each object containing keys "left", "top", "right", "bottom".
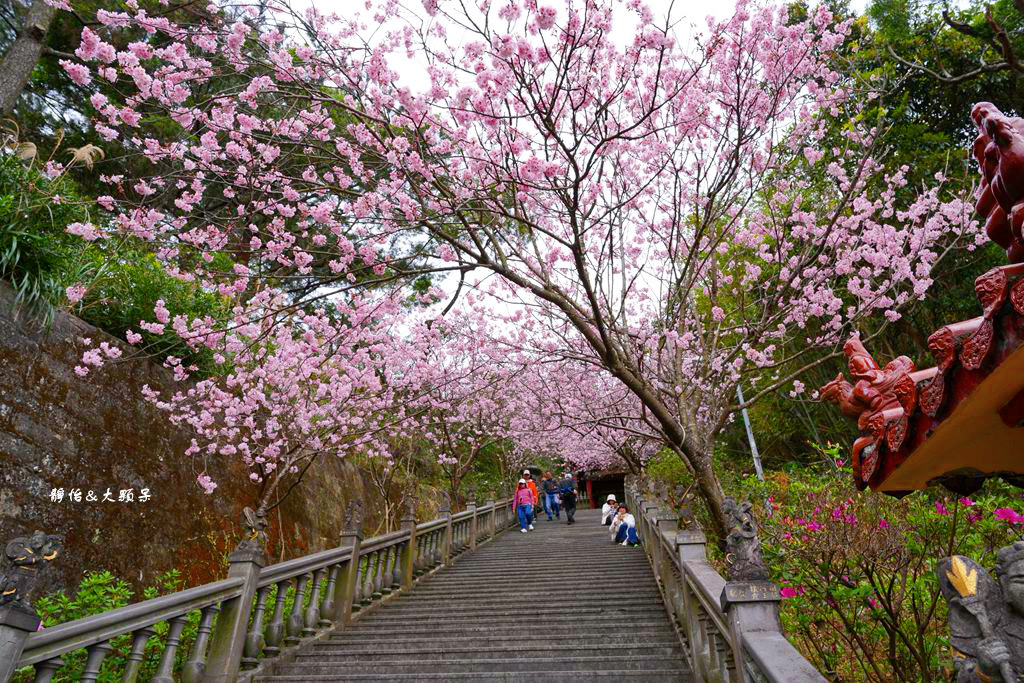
{"left": 254, "top": 508, "right": 691, "bottom": 681}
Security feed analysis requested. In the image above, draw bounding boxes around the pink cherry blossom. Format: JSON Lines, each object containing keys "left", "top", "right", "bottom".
{"left": 65, "top": 284, "right": 87, "bottom": 304}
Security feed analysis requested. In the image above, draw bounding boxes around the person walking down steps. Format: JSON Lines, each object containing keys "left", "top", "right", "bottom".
{"left": 515, "top": 479, "right": 536, "bottom": 533}
{"left": 558, "top": 472, "right": 577, "bottom": 525}
{"left": 542, "top": 470, "right": 561, "bottom": 521}
{"left": 523, "top": 470, "right": 540, "bottom": 520}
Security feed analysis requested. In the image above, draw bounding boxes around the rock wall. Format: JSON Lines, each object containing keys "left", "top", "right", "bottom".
{"left": 0, "top": 283, "right": 367, "bottom": 595}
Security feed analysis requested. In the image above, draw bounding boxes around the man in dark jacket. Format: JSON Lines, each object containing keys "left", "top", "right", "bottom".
{"left": 542, "top": 471, "right": 561, "bottom": 521}
{"left": 558, "top": 473, "right": 577, "bottom": 525}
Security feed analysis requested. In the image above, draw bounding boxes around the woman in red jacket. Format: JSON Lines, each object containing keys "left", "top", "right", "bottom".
{"left": 523, "top": 470, "right": 540, "bottom": 520}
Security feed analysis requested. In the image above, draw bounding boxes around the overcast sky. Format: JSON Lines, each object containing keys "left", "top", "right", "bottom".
{"left": 312, "top": 0, "right": 871, "bottom": 88}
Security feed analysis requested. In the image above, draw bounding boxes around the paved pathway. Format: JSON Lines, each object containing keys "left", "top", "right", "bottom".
{"left": 256, "top": 508, "right": 690, "bottom": 681}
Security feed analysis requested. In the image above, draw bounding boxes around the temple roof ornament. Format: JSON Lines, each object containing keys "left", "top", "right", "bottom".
{"left": 820, "top": 103, "right": 1024, "bottom": 495}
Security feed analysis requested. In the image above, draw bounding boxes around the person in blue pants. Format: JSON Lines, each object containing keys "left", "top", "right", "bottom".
{"left": 612, "top": 505, "right": 640, "bottom": 546}
{"left": 542, "top": 471, "right": 561, "bottom": 521}
{"left": 514, "top": 479, "right": 535, "bottom": 532}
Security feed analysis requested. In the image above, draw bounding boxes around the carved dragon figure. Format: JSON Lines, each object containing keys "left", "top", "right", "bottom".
{"left": 723, "top": 498, "right": 770, "bottom": 582}
{"left": 819, "top": 337, "right": 917, "bottom": 482}
{"left": 0, "top": 531, "right": 62, "bottom": 614}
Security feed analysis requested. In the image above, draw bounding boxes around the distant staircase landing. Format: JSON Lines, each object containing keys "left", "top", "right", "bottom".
{"left": 255, "top": 508, "right": 690, "bottom": 681}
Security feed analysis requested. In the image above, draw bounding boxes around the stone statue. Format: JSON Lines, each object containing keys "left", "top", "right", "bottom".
{"left": 343, "top": 499, "right": 364, "bottom": 533}
{"left": 971, "top": 102, "right": 1024, "bottom": 263}
{"left": 672, "top": 485, "right": 698, "bottom": 530}
{"left": 240, "top": 506, "right": 268, "bottom": 550}
{"left": 938, "top": 544, "right": 1024, "bottom": 681}
{"left": 0, "top": 531, "right": 62, "bottom": 614}
{"left": 819, "top": 337, "right": 917, "bottom": 482}
{"left": 723, "top": 498, "right": 770, "bottom": 582}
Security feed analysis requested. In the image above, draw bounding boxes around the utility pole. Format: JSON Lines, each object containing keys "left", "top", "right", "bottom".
{"left": 737, "top": 384, "right": 764, "bottom": 481}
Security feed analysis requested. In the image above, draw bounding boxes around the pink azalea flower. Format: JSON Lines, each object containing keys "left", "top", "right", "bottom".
{"left": 994, "top": 508, "right": 1024, "bottom": 525}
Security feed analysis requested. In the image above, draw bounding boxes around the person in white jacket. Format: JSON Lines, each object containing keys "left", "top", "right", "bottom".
{"left": 609, "top": 507, "right": 625, "bottom": 538}
{"left": 601, "top": 494, "right": 618, "bottom": 526}
{"left": 612, "top": 505, "right": 639, "bottom": 546}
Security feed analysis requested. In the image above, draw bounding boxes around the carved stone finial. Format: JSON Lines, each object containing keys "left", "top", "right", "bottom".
{"left": 467, "top": 486, "right": 478, "bottom": 505}
{"left": 723, "top": 499, "right": 770, "bottom": 582}
{"left": 673, "top": 486, "right": 697, "bottom": 531}
{"left": 343, "top": 499, "right": 364, "bottom": 533}
{"left": 0, "top": 531, "right": 63, "bottom": 614}
{"left": 439, "top": 492, "right": 451, "bottom": 515}
{"left": 239, "top": 507, "right": 268, "bottom": 551}
{"left": 403, "top": 494, "right": 417, "bottom": 520}
{"left": 937, "top": 544, "right": 1024, "bottom": 681}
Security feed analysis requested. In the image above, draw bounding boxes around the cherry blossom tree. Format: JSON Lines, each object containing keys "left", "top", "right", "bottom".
{"left": 138, "top": 289, "right": 428, "bottom": 515}
{"left": 405, "top": 328, "right": 520, "bottom": 506}
{"left": 60, "top": 0, "right": 983, "bottom": 536}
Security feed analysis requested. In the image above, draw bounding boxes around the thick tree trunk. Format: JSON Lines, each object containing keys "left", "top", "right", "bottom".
{"left": 667, "top": 440, "right": 728, "bottom": 543}
{"left": 0, "top": 0, "right": 57, "bottom": 117}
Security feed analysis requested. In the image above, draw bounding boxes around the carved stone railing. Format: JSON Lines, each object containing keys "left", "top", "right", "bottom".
{"left": 0, "top": 497, "right": 517, "bottom": 683}
{"left": 625, "top": 479, "right": 824, "bottom": 683}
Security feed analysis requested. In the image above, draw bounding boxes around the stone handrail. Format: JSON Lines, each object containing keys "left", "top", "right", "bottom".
{"left": 625, "top": 479, "right": 825, "bottom": 683}
{"left": 1, "top": 497, "right": 517, "bottom": 683}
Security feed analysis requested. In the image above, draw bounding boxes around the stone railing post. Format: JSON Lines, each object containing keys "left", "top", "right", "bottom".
{"left": 332, "top": 500, "right": 364, "bottom": 626}
{"left": 399, "top": 498, "right": 417, "bottom": 590}
{"left": 440, "top": 494, "right": 453, "bottom": 566}
{"left": 642, "top": 499, "right": 661, "bottom": 579}
{"left": 676, "top": 529, "right": 708, "bottom": 563}
{"left": 468, "top": 487, "right": 478, "bottom": 550}
{"left": 487, "top": 499, "right": 497, "bottom": 539}
{"left": 721, "top": 580, "right": 783, "bottom": 640}
{"left": 204, "top": 509, "right": 267, "bottom": 683}
{"left": 0, "top": 608, "right": 39, "bottom": 683}
{"left": 0, "top": 531, "right": 62, "bottom": 683}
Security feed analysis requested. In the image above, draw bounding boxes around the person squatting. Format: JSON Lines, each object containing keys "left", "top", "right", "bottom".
{"left": 601, "top": 494, "right": 640, "bottom": 547}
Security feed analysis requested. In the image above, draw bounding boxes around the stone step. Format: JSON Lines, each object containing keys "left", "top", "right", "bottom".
{"left": 270, "top": 655, "right": 688, "bottom": 675}
{"left": 428, "top": 557, "right": 643, "bottom": 569}
{"left": 357, "top": 606, "right": 670, "bottom": 623}
{"left": 326, "top": 622, "right": 677, "bottom": 638}
{"left": 415, "top": 573, "right": 647, "bottom": 581}
{"left": 257, "top": 670, "right": 690, "bottom": 681}
{"left": 382, "top": 597, "right": 660, "bottom": 611}
{"left": 294, "top": 644, "right": 683, "bottom": 662}
{"left": 408, "top": 581, "right": 659, "bottom": 591}
{"left": 320, "top": 633, "right": 678, "bottom": 648}
{"left": 409, "top": 573, "right": 655, "bottom": 589}
{"left": 401, "top": 593, "right": 661, "bottom": 603}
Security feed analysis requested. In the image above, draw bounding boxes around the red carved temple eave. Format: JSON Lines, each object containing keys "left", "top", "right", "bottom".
{"left": 854, "top": 265, "right": 1024, "bottom": 494}
{"left": 823, "top": 105, "right": 1024, "bottom": 495}
{"left": 874, "top": 341, "right": 1024, "bottom": 492}
{"left": 825, "top": 263, "right": 1024, "bottom": 496}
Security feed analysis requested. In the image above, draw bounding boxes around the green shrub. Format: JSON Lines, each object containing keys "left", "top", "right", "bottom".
{"left": 0, "top": 155, "right": 91, "bottom": 323}
{"left": 739, "top": 448, "right": 1023, "bottom": 682}
{"left": 0, "top": 155, "right": 228, "bottom": 375}
{"left": 13, "top": 570, "right": 203, "bottom": 682}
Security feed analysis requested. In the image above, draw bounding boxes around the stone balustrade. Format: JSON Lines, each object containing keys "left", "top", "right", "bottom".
{"left": 625, "top": 478, "right": 825, "bottom": 683}
{"left": 0, "top": 498, "right": 517, "bottom": 683}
